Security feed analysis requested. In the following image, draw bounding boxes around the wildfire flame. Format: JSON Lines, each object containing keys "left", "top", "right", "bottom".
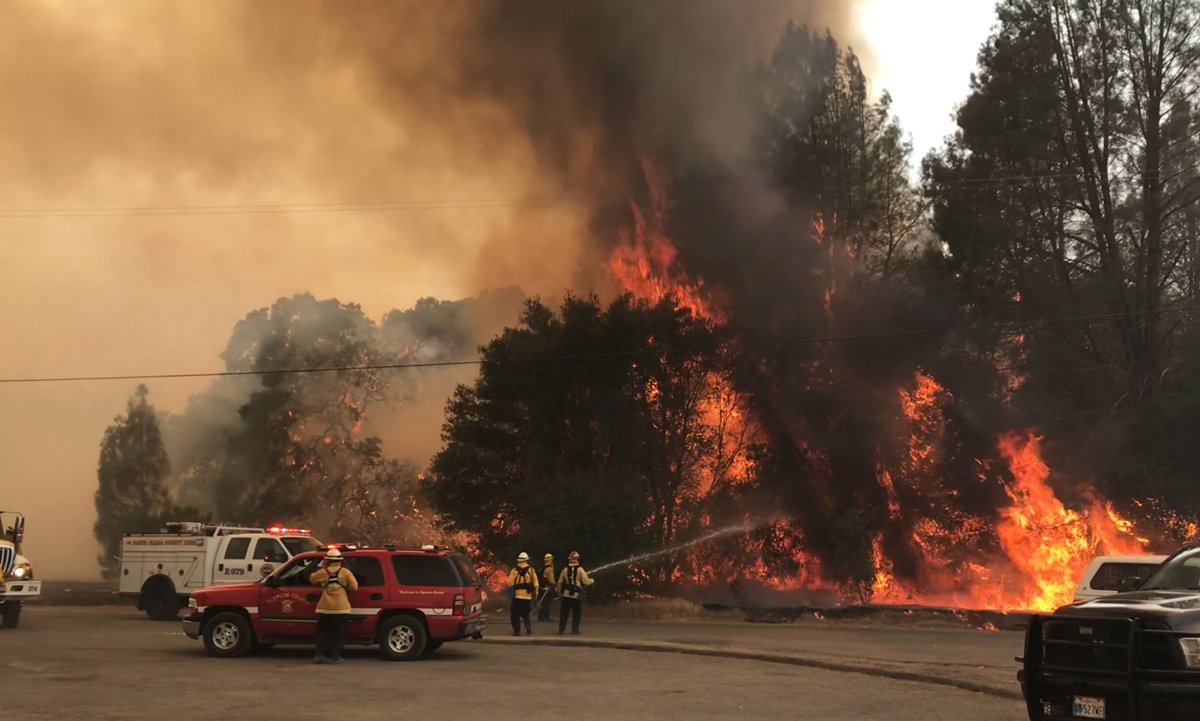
{"left": 604, "top": 159, "right": 1164, "bottom": 612}
{"left": 608, "top": 157, "right": 722, "bottom": 322}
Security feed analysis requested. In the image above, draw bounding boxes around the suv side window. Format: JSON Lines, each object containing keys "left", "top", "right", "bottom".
{"left": 253, "top": 538, "right": 289, "bottom": 563}
{"left": 342, "top": 557, "right": 384, "bottom": 587}
{"left": 392, "top": 555, "right": 460, "bottom": 586}
{"left": 223, "top": 537, "right": 251, "bottom": 560}
{"left": 275, "top": 557, "right": 323, "bottom": 587}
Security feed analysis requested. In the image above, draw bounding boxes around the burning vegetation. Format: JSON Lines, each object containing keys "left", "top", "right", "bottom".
{"left": 87, "top": 2, "right": 1200, "bottom": 611}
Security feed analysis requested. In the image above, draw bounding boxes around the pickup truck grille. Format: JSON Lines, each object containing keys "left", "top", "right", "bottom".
{"left": 0, "top": 545, "right": 13, "bottom": 577}
{"left": 1042, "top": 618, "right": 1131, "bottom": 673}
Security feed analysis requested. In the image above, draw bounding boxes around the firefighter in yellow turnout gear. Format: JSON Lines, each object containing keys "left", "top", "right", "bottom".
{"left": 507, "top": 551, "right": 539, "bottom": 636}
{"left": 537, "top": 552, "right": 556, "bottom": 622}
{"left": 308, "top": 547, "right": 358, "bottom": 663}
{"left": 556, "top": 550, "right": 593, "bottom": 635}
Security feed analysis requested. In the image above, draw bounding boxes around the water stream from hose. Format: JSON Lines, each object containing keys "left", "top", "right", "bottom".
{"left": 588, "top": 521, "right": 763, "bottom": 575}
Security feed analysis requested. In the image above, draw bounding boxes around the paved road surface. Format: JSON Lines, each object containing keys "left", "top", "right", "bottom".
{"left": 577, "top": 616, "right": 1023, "bottom": 668}
{"left": 3, "top": 606, "right": 1028, "bottom": 721}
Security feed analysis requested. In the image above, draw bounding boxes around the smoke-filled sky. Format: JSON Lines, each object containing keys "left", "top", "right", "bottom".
{"left": 0, "top": 0, "right": 997, "bottom": 579}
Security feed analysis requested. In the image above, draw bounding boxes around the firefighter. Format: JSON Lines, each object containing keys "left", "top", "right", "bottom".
{"left": 537, "top": 552, "right": 556, "bottom": 622}
{"left": 507, "top": 551, "right": 539, "bottom": 636}
{"left": 556, "top": 550, "right": 593, "bottom": 635}
{"left": 308, "top": 547, "right": 358, "bottom": 664}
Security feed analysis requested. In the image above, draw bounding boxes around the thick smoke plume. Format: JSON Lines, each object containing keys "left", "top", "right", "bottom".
{"left": 0, "top": 1, "right": 875, "bottom": 578}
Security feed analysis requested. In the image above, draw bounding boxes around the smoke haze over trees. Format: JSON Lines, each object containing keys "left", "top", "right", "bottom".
{"left": 14, "top": 0, "right": 1200, "bottom": 596}
{"left": 926, "top": 0, "right": 1200, "bottom": 521}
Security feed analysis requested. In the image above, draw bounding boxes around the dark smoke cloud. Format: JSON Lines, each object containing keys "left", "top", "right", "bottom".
{"left": 0, "top": 0, "right": 873, "bottom": 578}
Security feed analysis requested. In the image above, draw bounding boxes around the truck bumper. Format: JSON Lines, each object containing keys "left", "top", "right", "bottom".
{"left": 182, "top": 614, "right": 203, "bottom": 640}
{"left": 457, "top": 615, "right": 487, "bottom": 639}
{"left": 1024, "top": 675, "right": 1200, "bottom": 720}
{"left": 1021, "top": 614, "right": 1200, "bottom": 720}
{"left": 1, "top": 579, "right": 42, "bottom": 599}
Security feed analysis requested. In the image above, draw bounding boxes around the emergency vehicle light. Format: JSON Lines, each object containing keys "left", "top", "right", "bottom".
{"left": 267, "top": 525, "right": 312, "bottom": 535}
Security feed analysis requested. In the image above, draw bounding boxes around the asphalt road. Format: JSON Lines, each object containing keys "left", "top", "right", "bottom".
{"left": 576, "top": 616, "right": 1023, "bottom": 668}
{"left": 4, "top": 606, "right": 1028, "bottom": 721}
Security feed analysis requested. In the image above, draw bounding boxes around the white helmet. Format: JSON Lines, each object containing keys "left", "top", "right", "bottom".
{"left": 324, "top": 547, "right": 343, "bottom": 561}
{"left": 517, "top": 551, "right": 530, "bottom": 562}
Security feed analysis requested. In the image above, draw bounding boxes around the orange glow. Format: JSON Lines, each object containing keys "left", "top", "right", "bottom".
{"left": 608, "top": 157, "right": 721, "bottom": 321}
{"left": 991, "top": 433, "right": 1146, "bottom": 610}
{"left": 601, "top": 158, "right": 1169, "bottom": 612}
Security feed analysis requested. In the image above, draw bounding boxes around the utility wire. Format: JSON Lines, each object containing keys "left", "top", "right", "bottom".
{"left": 2, "top": 304, "right": 1197, "bottom": 385}
{"left": 0, "top": 163, "right": 1196, "bottom": 219}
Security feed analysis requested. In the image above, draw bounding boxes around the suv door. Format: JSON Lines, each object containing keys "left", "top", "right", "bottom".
{"left": 258, "top": 555, "right": 323, "bottom": 638}
{"left": 340, "top": 556, "right": 386, "bottom": 640}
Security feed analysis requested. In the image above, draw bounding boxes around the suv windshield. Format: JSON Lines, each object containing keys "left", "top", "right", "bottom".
{"left": 280, "top": 536, "right": 322, "bottom": 556}
{"left": 1142, "top": 547, "right": 1200, "bottom": 590}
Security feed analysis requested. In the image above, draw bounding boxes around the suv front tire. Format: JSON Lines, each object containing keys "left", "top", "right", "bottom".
{"left": 203, "top": 611, "right": 252, "bottom": 658}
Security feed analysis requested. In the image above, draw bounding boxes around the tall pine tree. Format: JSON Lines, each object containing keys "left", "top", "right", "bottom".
{"left": 94, "top": 385, "right": 173, "bottom": 579}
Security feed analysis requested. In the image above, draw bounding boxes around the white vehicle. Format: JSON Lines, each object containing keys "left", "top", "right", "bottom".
{"left": 1, "top": 510, "right": 42, "bottom": 629}
{"left": 118, "top": 522, "right": 322, "bottom": 620}
{"left": 1073, "top": 554, "right": 1168, "bottom": 603}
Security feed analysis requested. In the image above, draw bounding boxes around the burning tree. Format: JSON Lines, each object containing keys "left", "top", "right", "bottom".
{"left": 425, "top": 294, "right": 754, "bottom": 588}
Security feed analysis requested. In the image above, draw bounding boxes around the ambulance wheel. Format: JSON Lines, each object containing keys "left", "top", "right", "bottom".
{"left": 203, "top": 612, "right": 252, "bottom": 658}
{"left": 142, "top": 578, "right": 181, "bottom": 621}
{"left": 379, "top": 615, "right": 426, "bottom": 661}
{"left": 421, "top": 640, "right": 443, "bottom": 657}
{"left": 0, "top": 601, "right": 21, "bottom": 629}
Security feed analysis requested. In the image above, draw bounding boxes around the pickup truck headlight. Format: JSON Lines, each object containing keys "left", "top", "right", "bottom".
{"left": 1178, "top": 638, "right": 1200, "bottom": 667}
{"left": 187, "top": 598, "right": 198, "bottom": 611}
{"left": 8, "top": 563, "right": 31, "bottom": 579}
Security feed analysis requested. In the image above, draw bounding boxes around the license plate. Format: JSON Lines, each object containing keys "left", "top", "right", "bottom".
{"left": 1072, "top": 696, "right": 1105, "bottom": 719}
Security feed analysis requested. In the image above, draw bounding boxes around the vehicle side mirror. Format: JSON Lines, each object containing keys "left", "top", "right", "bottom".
{"left": 1119, "top": 576, "right": 1142, "bottom": 593}
{"left": 12, "top": 516, "right": 24, "bottom": 545}
{"left": 264, "top": 574, "right": 278, "bottom": 587}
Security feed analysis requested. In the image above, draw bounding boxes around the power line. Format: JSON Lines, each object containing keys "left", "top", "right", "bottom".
{"left": 0, "top": 196, "right": 581, "bottom": 219}
{"left": 0, "top": 163, "right": 1196, "bottom": 219}
{"left": 2, "top": 304, "right": 1196, "bottom": 385}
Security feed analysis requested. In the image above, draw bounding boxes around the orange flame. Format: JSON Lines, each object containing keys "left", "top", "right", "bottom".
{"left": 608, "top": 157, "right": 721, "bottom": 321}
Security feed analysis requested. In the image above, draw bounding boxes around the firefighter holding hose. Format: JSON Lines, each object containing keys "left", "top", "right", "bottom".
{"left": 556, "top": 550, "right": 593, "bottom": 635}
{"left": 507, "top": 551, "right": 539, "bottom": 636}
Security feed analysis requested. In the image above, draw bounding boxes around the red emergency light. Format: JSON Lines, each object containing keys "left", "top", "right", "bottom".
{"left": 266, "top": 525, "right": 312, "bottom": 536}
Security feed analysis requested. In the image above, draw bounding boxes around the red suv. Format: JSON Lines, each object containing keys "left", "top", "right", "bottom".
{"left": 181, "top": 545, "right": 486, "bottom": 661}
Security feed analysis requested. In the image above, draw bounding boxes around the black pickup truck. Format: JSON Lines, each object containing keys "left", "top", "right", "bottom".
{"left": 1019, "top": 543, "right": 1200, "bottom": 720}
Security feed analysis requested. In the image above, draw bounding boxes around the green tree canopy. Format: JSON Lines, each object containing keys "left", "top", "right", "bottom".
{"left": 94, "top": 385, "right": 173, "bottom": 579}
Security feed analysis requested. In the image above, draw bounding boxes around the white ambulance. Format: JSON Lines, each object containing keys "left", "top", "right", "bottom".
{"left": 118, "top": 522, "right": 321, "bottom": 620}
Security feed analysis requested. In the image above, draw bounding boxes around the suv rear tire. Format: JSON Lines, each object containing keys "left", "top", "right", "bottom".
{"left": 1, "top": 600, "right": 21, "bottom": 629}
{"left": 379, "top": 615, "right": 427, "bottom": 661}
{"left": 203, "top": 612, "right": 252, "bottom": 657}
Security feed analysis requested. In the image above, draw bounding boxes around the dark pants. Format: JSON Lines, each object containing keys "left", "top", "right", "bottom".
{"left": 315, "top": 613, "right": 349, "bottom": 659}
{"left": 559, "top": 597, "right": 582, "bottom": 634}
{"left": 537, "top": 590, "right": 554, "bottom": 621}
{"left": 511, "top": 598, "right": 532, "bottom": 634}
